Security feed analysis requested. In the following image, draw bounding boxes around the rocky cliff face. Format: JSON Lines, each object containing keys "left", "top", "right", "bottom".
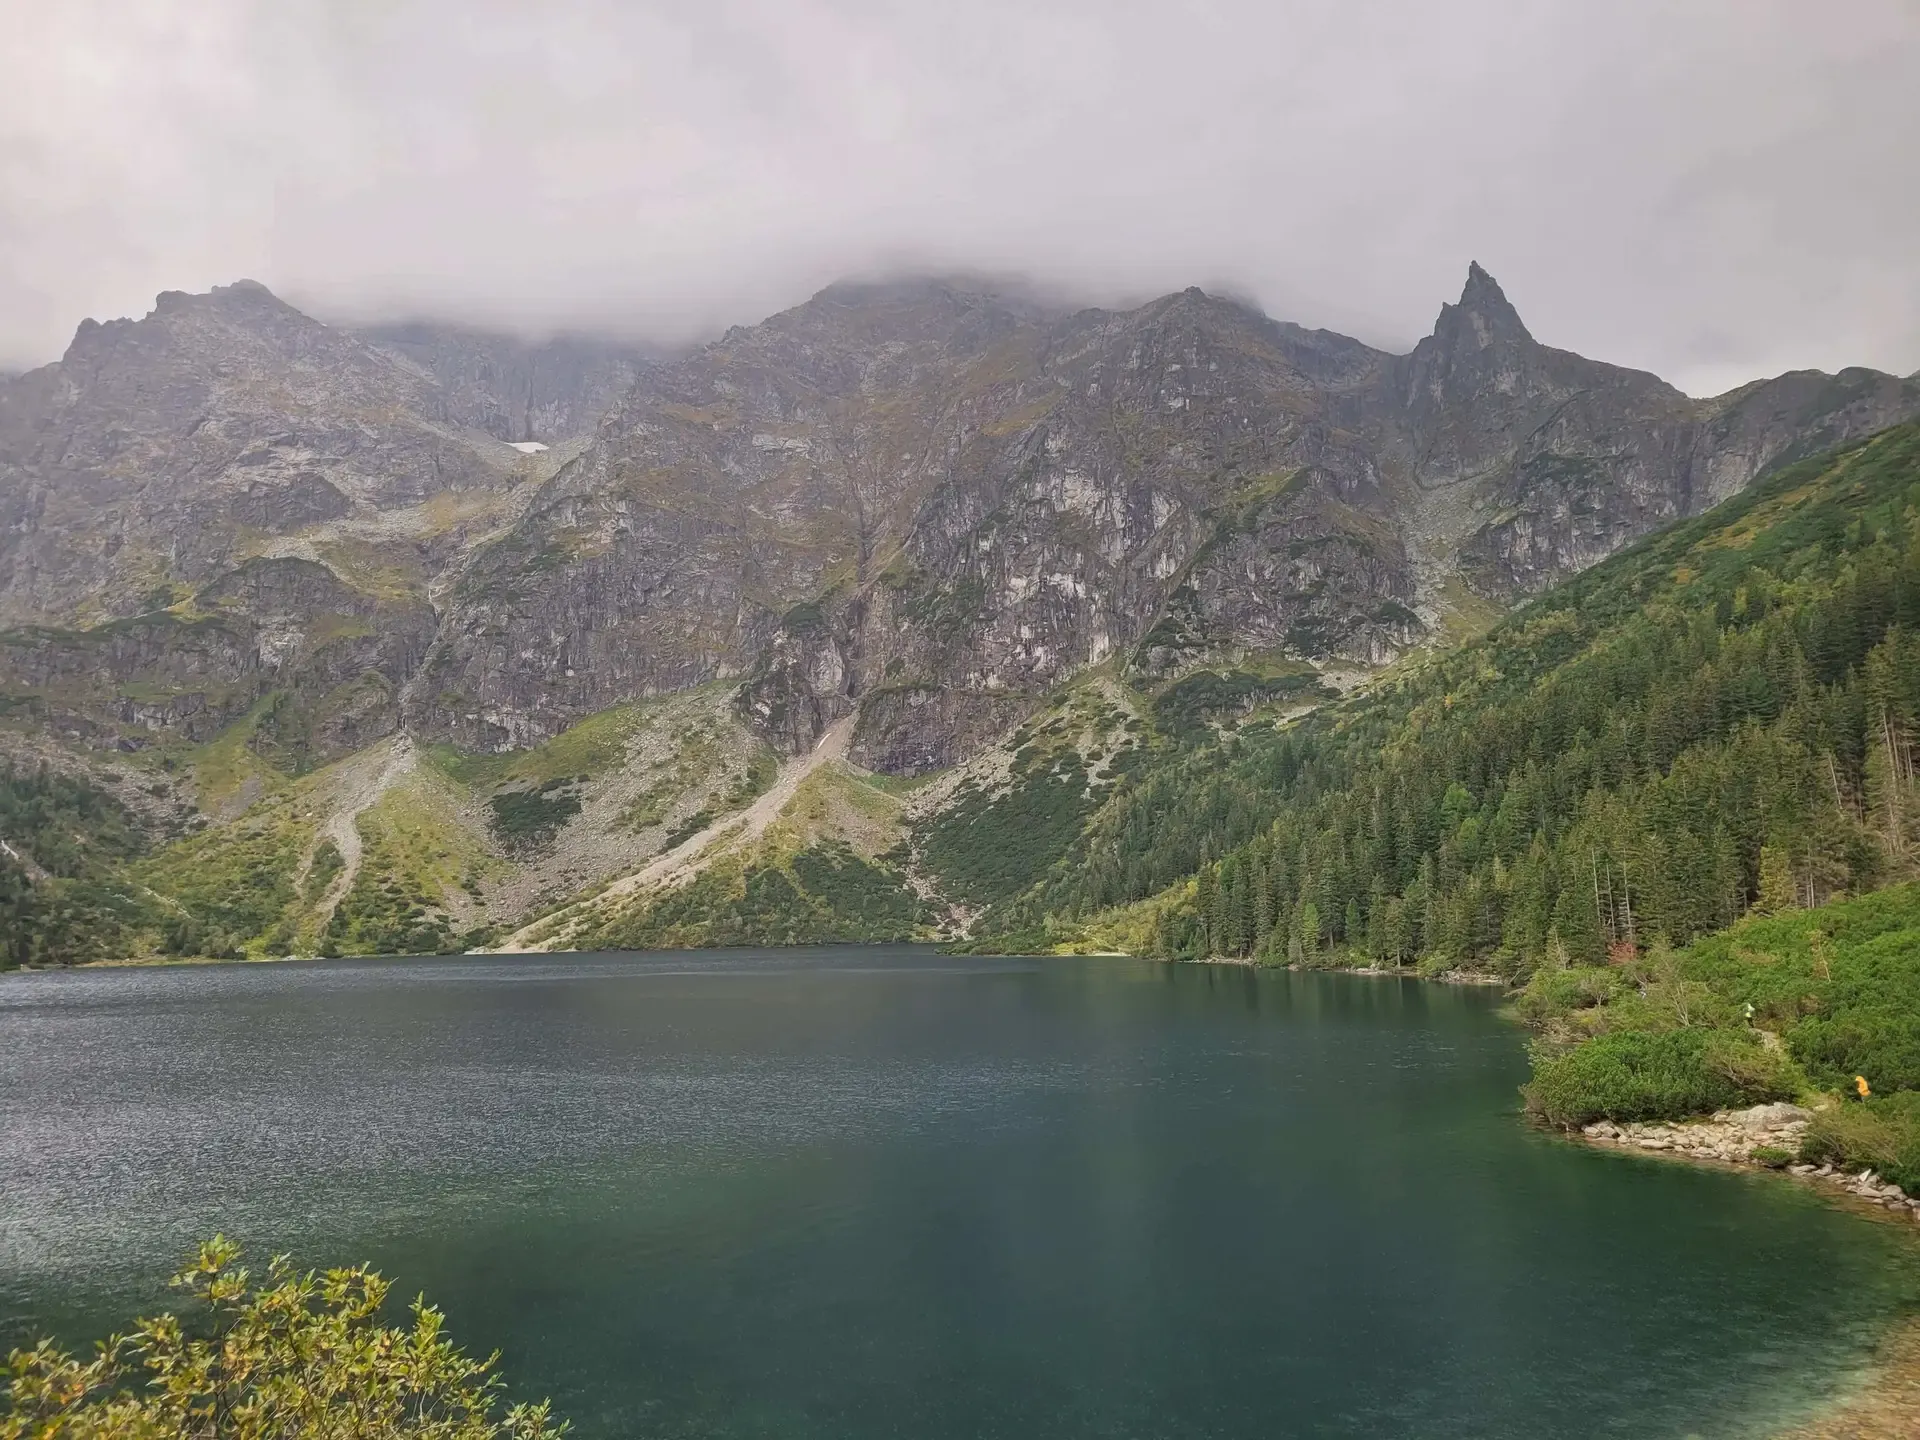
{"left": 0, "top": 281, "right": 523, "bottom": 628}
{"left": 357, "top": 322, "right": 656, "bottom": 444}
{"left": 0, "top": 556, "right": 436, "bottom": 763}
{"left": 0, "top": 284, "right": 574, "bottom": 763}
{"left": 411, "top": 268, "right": 1920, "bottom": 771}
{"left": 5, "top": 268, "right": 1917, "bottom": 783}
{"left": 1386, "top": 266, "right": 1920, "bottom": 594}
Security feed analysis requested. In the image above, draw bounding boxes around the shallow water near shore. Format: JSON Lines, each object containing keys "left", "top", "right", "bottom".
{"left": 3, "top": 948, "right": 1916, "bottom": 1438}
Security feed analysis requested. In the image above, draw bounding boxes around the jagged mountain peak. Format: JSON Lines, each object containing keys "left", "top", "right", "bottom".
{"left": 1430, "top": 260, "right": 1533, "bottom": 353}
{"left": 8, "top": 263, "right": 1920, "bottom": 801}
{"left": 61, "top": 278, "right": 327, "bottom": 371}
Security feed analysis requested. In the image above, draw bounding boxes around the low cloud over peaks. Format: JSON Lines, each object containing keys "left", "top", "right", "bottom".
{"left": 4, "top": 0, "right": 1917, "bottom": 395}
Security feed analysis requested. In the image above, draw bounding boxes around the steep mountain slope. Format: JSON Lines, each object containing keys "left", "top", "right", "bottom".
{"left": 4, "top": 269, "right": 1920, "bottom": 966}
{"left": 415, "top": 268, "right": 1920, "bottom": 774}
{"left": 1001, "top": 422, "right": 1920, "bottom": 975}
{"left": 0, "top": 286, "right": 625, "bottom": 771}
{"left": 0, "top": 281, "right": 506, "bottom": 627}
{"left": 356, "top": 322, "right": 656, "bottom": 444}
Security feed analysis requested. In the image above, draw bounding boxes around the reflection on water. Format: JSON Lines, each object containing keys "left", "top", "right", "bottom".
{"left": 3, "top": 949, "right": 1914, "bottom": 1438}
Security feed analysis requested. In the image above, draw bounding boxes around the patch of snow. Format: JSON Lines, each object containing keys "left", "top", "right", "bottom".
{"left": 505, "top": 441, "right": 549, "bottom": 454}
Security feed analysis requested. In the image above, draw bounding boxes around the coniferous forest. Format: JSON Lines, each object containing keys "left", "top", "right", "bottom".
{"left": 10, "top": 423, "right": 1920, "bottom": 1166}
{"left": 990, "top": 424, "right": 1920, "bottom": 975}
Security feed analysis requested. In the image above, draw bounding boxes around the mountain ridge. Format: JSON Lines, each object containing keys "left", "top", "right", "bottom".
{"left": 4, "top": 266, "right": 1920, "bottom": 964}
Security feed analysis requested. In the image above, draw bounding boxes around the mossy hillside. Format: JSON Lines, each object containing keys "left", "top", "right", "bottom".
{"left": 125, "top": 743, "right": 500, "bottom": 960}
{"left": 1053, "top": 883, "right": 1196, "bottom": 957}
{"left": 583, "top": 840, "right": 930, "bottom": 950}
{"left": 1019, "top": 424, "right": 1920, "bottom": 968}
{"left": 424, "top": 699, "right": 657, "bottom": 790}
{"left": 613, "top": 729, "right": 756, "bottom": 834}
{"left": 423, "top": 687, "right": 766, "bottom": 856}
{"left": 489, "top": 778, "right": 585, "bottom": 851}
{"left": 143, "top": 698, "right": 296, "bottom": 817}
{"left": 1148, "top": 660, "right": 1333, "bottom": 738}
{"left": 244, "top": 675, "right": 396, "bottom": 778}
{"left": 768, "top": 764, "right": 906, "bottom": 856}
{"left": 312, "top": 537, "right": 433, "bottom": 605}
{"left": 0, "top": 762, "right": 159, "bottom": 968}
{"left": 135, "top": 789, "right": 317, "bottom": 957}
{"left": 324, "top": 769, "right": 499, "bottom": 957}
{"left": 911, "top": 685, "right": 1147, "bottom": 914}
{"left": 566, "top": 761, "right": 925, "bottom": 951}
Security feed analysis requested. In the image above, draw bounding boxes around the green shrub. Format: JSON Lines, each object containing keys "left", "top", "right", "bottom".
{"left": 917, "top": 744, "right": 1128, "bottom": 911}
{"left": 0, "top": 1237, "right": 566, "bottom": 1439}
{"left": 1789, "top": 1007, "right": 1920, "bottom": 1094}
{"left": 1525, "top": 1028, "right": 1796, "bottom": 1129}
{"left": 1750, "top": 1145, "right": 1794, "bottom": 1169}
{"left": 1513, "top": 965, "right": 1622, "bottom": 1025}
{"left": 943, "top": 928, "right": 1058, "bottom": 955}
{"left": 591, "top": 842, "right": 929, "bottom": 950}
{"left": 723, "top": 748, "right": 779, "bottom": 807}
{"left": 488, "top": 779, "right": 583, "bottom": 850}
{"left": 1149, "top": 667, "right": 1330, "bottom": 736}
{"left": 1800, "top": 1092, "right": 1920, "bottom": 1193}
{"left": 661, "top": 809, "right": 713, "bottom": 849}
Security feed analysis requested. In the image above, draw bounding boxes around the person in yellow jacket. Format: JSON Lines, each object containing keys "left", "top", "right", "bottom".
{"left": 1856, "top": 1075, "right": 1871, "bottom": 1099}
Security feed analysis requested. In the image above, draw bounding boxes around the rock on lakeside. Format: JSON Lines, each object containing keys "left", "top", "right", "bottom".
{"left": 1581, "top": 1104, "right": 1920, "bottom": 1219}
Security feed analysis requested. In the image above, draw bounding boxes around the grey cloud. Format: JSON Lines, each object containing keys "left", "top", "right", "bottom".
{"left": 2, "top": 0, "right": 1915, "bottom": 394}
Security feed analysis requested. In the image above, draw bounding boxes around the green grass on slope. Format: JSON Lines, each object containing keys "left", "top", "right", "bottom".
{"left": 1014, "top": 423, "right": 1920, "bottom": 979}
{"left": 585, "top": 842, "right": 931, "bottom": 950}
{"left": 1519, "top": 882, "right": 1920, "bottom": 1191}
{"left": 323, "top": 771, "right": 496, "bottom": 958}
{"left": 0, "top": 762, "right": 156, "bottom": 968}
{"left": 913, "top": 692, "right": 1146, "bottom": 912}
{"left": 136, "top": 791, "right": 314, "bottom": 957}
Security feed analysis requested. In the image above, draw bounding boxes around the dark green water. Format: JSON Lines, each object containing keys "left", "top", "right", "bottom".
{"left": 2, "top": 949, "right": 1916, "bottom": 1438}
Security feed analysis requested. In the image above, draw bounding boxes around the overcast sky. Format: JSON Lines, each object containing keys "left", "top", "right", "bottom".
{"left": 3, "top": 0, "right": 1916, "bottom": 394}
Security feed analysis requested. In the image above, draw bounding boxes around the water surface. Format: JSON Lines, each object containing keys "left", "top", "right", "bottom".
{"left": 3, "top": 949, "right": 1914, "bottom": 1438}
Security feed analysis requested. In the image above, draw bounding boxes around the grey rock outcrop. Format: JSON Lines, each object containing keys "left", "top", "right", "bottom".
{"left": 0, "top": 280, "right": 516, "bottom": 629}
{"left": 413, "top": 268, "right": 1920, "bottom": 770}
{"left": 5, "top": 268, "right": 1917, "bottom": 781}
{"left": 0, "top": 556, "right": 435, "bottom": 764}
{"left": 357, "top": 322, "right": 657, "bottom": 443}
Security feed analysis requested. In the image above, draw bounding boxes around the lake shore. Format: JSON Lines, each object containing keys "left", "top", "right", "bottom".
{"left": 1775, "top": 1317, "right": 1920, "bottom": 1439}
{"left": 1570, "top": 1109, "right": 1920, "bottom": 1437}
{"left": 1575, "top": 1108, "right": 1920, "bottom": 1225}
{"left": 1225, "top": 955, "right": 1920, "bottom": 1438}
{"left": 1184, "top": 953, "right": 1509, "bottom": 986}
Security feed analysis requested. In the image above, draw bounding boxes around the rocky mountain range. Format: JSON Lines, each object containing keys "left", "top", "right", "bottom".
{"left": 6, "top": 265, "right": 1918, "bottom": 774}
{"left": 2, "top": 263, "right": 1917, "bottom": 961}
{"left": 394, "top": 263, "right": 1920, "bottom": 771}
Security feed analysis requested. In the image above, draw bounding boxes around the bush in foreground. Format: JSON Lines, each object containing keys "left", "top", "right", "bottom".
{"left": 1, "top": 1238, "right": 566, "bottom": 1440}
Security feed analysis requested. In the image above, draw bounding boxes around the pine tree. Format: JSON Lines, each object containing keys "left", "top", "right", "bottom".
{"left": 1298, "top": 900, "right": 1321, "bottom": 958}
{"left": 1755, "top": 842, "right": 1796, "bottom": 915}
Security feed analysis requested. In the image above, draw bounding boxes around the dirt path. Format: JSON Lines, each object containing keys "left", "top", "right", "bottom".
{"left": 495, "top": 715, "right": 855, "bottom": 951}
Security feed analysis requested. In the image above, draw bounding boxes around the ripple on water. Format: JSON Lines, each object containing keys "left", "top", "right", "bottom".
{"left": 3, "top": 949, "right": 1916, "bottom": 1440}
